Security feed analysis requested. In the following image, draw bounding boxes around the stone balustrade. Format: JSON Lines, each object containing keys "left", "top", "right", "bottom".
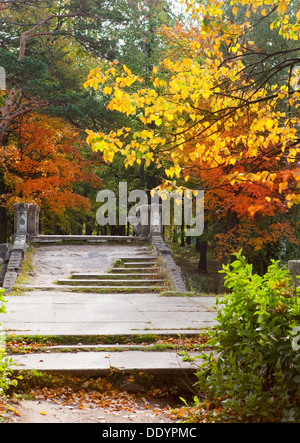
{"left": 1, "top": 203, "right": 40, "bottom": 291}
{"left": 288, "top": 260, "right": 300, "bottom": 288}
{"left": 2, "top": 202, "right": 298, "bottom": 296}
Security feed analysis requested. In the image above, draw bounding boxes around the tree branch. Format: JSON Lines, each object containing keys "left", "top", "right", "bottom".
{"left": 18, "top": 12, "right": 78, "bottom": 60}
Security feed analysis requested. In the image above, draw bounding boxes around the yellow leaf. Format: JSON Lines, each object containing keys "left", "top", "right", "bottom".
{"left": 278, "top": 1, "right": 288, "bottom": 15}
{"left": 123, "top": 65, "right": 132, "bottom": 75}
{"left": 40, "top": 411, "right": 47, "bottom": 416}
{"left": 153, "top": 78, "right": 160, "bottom": 88}
{"left": 103, "top": 86, "right": 112, "bottom": 95}
{"left": 232, "top": 6, "right": 238, "bottom": 16}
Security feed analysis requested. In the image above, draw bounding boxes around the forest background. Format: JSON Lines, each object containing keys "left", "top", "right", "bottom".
{"left": 0, "top": 0, "right": 299, "bottom": 293}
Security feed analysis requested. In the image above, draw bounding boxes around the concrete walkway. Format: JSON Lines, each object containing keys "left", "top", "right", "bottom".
{"left": 0, "top": 242, "right": 218, "bottom": 375}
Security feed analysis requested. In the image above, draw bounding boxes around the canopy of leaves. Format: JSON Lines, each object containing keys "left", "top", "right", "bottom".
{"left": 85, "top": 0, "right": 300, "bottom": 215}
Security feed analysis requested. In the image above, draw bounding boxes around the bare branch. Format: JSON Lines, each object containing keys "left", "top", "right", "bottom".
{"left": 18, "top": 12, "right": 78, "bottom": 60}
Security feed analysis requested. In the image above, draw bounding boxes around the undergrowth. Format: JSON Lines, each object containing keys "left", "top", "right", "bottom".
{"left": 176, "top": 251, "right": 300, "bottom": 423}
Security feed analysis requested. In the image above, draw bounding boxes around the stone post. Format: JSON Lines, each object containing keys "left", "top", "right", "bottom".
{"left": 288, "top": 260, "right": 300, "bottom": 288}
{"left": 14, "top": 203, "right": 29, "bottom": 235}
{"left": 13, "top": 203, "right": 40, "bottom": 237}
{"left": 129, "top": 203, "right": 164, "bottom": 237}
{"left": 150, "top": 203, "right": 163, "bottom": 236}
{"left": 27, "top": 203, "right": 40, "bottom": 237}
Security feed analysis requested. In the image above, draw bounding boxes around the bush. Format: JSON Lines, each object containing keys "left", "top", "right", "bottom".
{"left": 196, "top": 251, "right": 300, "bottom": 422}
{"left": 0, "top": 289, "right": 17, "bottom": 396}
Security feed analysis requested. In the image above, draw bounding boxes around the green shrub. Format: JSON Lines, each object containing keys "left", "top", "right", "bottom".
{"left": 0, "top": 289, "right": 17, "bottom": 396}
{"left": 196, "top": 251, "right": 300, "bottom": 422}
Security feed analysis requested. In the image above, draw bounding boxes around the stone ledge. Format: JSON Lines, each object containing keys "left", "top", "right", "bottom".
{"left": 29, "top": 235, "right": 147, "bottom": 243}
{"left": 151, "top": 234, "right": 187, "bottom": 293}
{"left": 10, "top": 350, "right": 203, "bottom": 376}
{"left": 289, "top": 260, "right": 300, "bottom": 288}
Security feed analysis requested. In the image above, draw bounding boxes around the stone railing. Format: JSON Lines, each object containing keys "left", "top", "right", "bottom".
{"left": 129, "top": 203, "right": 187, "bottom": 292}
{"left": 0, "top": 201, "right": 187, "bottom": 293}
{"left": 1, "top": 202, "right": 298, "bottom": 296}
{"left": 1, "top": 203, "right": 40, "bottom": 291}
{"left": 151, "top": 231, "right": 187, "bottom": 292}
{"left": 288, "top": 260, "right": 300, "bottom": 289}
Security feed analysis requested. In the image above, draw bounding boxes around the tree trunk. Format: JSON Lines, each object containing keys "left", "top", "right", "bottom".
{"left": 198, "top": 240, "right": 208, "bottom": 273}
{"left": 216, "top": 254, "right": 228, "bottom": 294}
{"left": 0, "top": 206, "right": 7, "bottom": 243}
{"left": 0, "top": 176, "right": 7, "bottom": 242}
{"left": 180, "top": 198, "right": 185, "bottom": 247}
{"left": 186, "top": 226, "right": 191, "bottom": 245}
{"left": 180, "top": 222, "right": 185, "bottom": 247}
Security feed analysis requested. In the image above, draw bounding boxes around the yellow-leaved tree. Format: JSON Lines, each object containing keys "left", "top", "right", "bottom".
{"left": 84, "top": 0, "right": 300, "bottom": 215}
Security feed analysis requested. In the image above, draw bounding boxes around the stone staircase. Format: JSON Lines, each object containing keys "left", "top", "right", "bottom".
{"left": 17, "top": 254, "right": 170, "bottom": 294}
{"left": 1, "top": 242, "right": 217, "bottom": 382}
{"left": 55, "top": 256, "right": 169, "bottom": 294}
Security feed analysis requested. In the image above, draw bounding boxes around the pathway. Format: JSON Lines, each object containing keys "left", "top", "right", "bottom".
{"left": 1, "top": 240, "right": 218, "bottom": 376}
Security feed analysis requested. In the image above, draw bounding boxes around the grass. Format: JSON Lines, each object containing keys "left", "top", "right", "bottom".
{"left": 159, "top": 291, "right": 216, "bottom": 297}
{"left": 112, "top": 258, "right": 125, "bottom": 268}
{"left": 14, "top": 245, "right": 35, "bottom": 285}
{"left": 168, "top": 242, "right": 220, "bottom": 294}
{"left": 6, "top": 333, "right": 205, "bottom": 346}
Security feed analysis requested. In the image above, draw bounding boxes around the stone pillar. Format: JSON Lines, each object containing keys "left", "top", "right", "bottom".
{"left": 289, "top": 260, "right": 300, "bottom": 288}
{"left": 27, "top": 204, "right": 40, "bottom": 236}
{"left": 129, "top": 204, "right": 164, "bottom": 237}
{"left": 14, "top": 203, "right": 29, "bottom": 235}
{"left": 150, "top": 203, "right": 163, "bottom": 235}
{"left": 14, "top": 203, "right": 40, "bottom": 237}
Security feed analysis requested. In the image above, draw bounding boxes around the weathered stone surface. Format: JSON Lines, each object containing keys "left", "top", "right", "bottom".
{"left": 3, "top": 270, "right": 18, "bottom": 290}
{"left": 12, "top": 234, "right": 27, "bottom": 252}
{"left": 27, "top": 204, "right": 40, "bottom": 236}
{"left": 7, "top": 250, "right": 23, "bottom": 271}
{"left": 289, "top": 260, "right": 300, "bottom": 288}
{"left": 1, "top": 203, "right": 39, "bottom": 289}
{"left": 0, "top": 263, "right": 8, "bottom": 286}
{"left": 0, "top": 244, "right": 9, "bottom": 261}
{"left": 129, "top": 203, "right": 164, "bottom": 238}
{"left": 14, "top": 203, "right": 29, "bottom": 235}
{"left": 29, "top": 235, "right": 140, "bottom": 243}
{"left": 4, "top": 245, "right": 12, "bottom": 262}
{"left": 151, "top": 233, "right": 187, "bottom": 292}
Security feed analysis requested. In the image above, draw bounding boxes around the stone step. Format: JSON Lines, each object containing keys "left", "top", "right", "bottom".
{"left": 121, "top": 257, "right": 157, "bottom": 262}
{"left": 71, "top": 273, "right": 161, "bottom": 280}
{"left": 123, "top": 262, "right": 158, "bottom": 268}
{"left": 34, "top": 344, "right": 181, "bottom": 352}
{"left": 56, "top": 279, "right": 167, "bottom": 287}
{"left": 29, "top": 235, "right": 143, "bottom": 243}
{"left": 17, "top": 285, "right": 165, "bottom": 293}
{"left": 110, "top": 267, "right": 161, "bottom": 273}
{"left": 10, "top": 350, "right": 202, "bottom": 376}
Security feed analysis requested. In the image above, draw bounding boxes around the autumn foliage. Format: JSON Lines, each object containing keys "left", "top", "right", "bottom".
{"left": 0, "top": 114, "right": 102, "bottom": 215}
{"left": 84, "top": 0, "right": 300, "bottom": 216}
